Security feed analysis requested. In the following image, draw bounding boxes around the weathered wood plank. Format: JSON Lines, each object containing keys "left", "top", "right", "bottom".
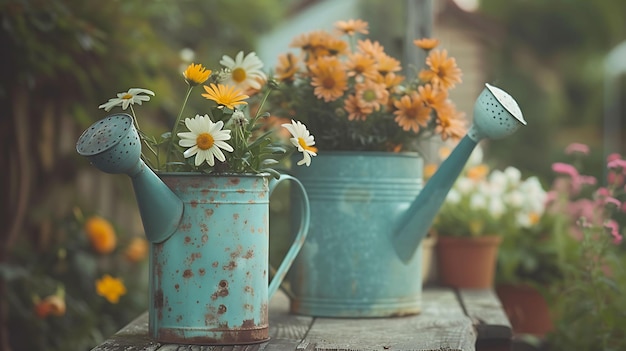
{"left": 303, "top": 289, "right": 476, "bottom": 351}
{"left": 457, "top": 289, "right": 512, "bottom": 341}
{"left": 92, "top": 290, "right": 312, "bottom": 351}
{"left": 91, "top": 312, "right": 160, "bottom": 351}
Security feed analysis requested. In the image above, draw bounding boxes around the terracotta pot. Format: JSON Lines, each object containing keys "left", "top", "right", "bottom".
{"left": 496, "top": 283, "right": 554, "bottom": 336}
{"left": 422, "top": 233, "right": 437, "bottom": 284}
{"left": 436, "top": 235, "right": 502, "bottom": 288}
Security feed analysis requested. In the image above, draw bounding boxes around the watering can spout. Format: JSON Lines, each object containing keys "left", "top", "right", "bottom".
{"left": 393, "top": 83, "right": 527, "bottom": 262}
{"left": 76, "top": 113, "right": 183, "bottom": 243}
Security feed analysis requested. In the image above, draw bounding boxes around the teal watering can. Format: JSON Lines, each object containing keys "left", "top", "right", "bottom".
{"left": 76, "top": 115, "right": 311, "bottom": 344}
{"left": 393, "top": 83, "right": 526, "bottom": 261}
{"left": 286, "top": 83, "right": 526, "bottom": 317}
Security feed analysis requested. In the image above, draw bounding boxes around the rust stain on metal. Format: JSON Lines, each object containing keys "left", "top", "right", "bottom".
{"left": 237, "top": 189, "right": 246, "bottom": 194}
{"left": 228, "top": 178, "right": 240, "bottom": 185}
{"left": 187, "top": 252, "right": 202, "bottom": 265}
{"left": 176, "top": 315, "right": 183, "bottom": 323}
{"left": 223, "top": 261, "right": 237, "bottom": 270}
{"left": 183, "top": 269, "right": 194, "bottom": 278}
{"left": 212, "top": 261, "right": 219, "bottom": 268}
{"left": 200, "top": 223, "right": 208, "bottom": 233}
{"left": 211, "top": 280, "right": 229, "bottom": 300}
{"left": 184, "top": 236, "right": 192, "bottom": 244}
{"left": 243, "top": 249, "right": 253, "bottom": 259}
{"left": 233, "top": 213, "right": 239, "bottom": 220}
{"left": 190, "top": 200, "right": 198, "bottom": 208}
{"left": 230, "top": 245, "right": 242, "bottom": 259}
{"left": 205, "top": 208, "right": 214, "bottom": 216}
{"left": 202, "top": 234, "right": 209, "bottom": 243}
{"left": 244, "top": 286, "right": 254, "bottom": 296}
{"left": 218, "top": 304, "right": 227, "bottom": 314}
{"left": 198, "top": 268, "right": 206, "bottom": 276}
{"left": 179, "top": 222, "right": 192, "bottom": 231}
{"left": 174, "top": 284, "right": 180, "bottom": 292}
{"left": 244, "top": 303, "right": 253, "bottom": 311}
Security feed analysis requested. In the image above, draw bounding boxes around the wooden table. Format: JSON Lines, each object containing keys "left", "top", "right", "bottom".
{"left": 92, "top": 288, "right": 511, "bottom": 351}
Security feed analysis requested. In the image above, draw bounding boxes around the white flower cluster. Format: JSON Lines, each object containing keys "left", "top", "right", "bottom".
{"left": 446, "top": 166, "right": 547, "bottom": 228}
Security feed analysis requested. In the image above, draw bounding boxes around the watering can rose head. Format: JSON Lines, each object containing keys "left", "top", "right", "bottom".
{"left": 96, "top": 52, "right": 317, "bottom": 177}
{"left": 266, "top": 19, "right": 468, "bottom": 152}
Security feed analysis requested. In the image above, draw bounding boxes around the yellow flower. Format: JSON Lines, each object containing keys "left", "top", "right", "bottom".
{"left": 424, "top": 163, "right": 438, "bottom": 181}
{"left": 96, "top": 274, "right": 127, "bottom": 304}
{"left": 275, "top": 52, "right": 300, "bottom": 82}
{"left": 419, "top": 49, "right": 462, "bottom": 89}
{"left": 392, "top": 93, "right": 432, "bottom": 133}
{"left": 335, "top": 19, "right": 369, "bottom": 36}
{"left": 467, "top": 164, "right": 490, "bottom": 181}
{"left": 84, "top": 216, "right": 117, "bottom": 254}
{"left": 309, "top": 56, "right": 348, "bottom": 102}
{"left": 413, "top": 38, "right": 439, "bottom": 50}
{"left": 124, "top": 237, "right": 148, "bottom": 262}
{"left": 201, "top": 83, "right": 249, "bottom": 110}
{"left": 434, "top": 100, "right": 467, "bottom": 141}
{"left": 183, "top": 63, "right": 211, "bottom": 86}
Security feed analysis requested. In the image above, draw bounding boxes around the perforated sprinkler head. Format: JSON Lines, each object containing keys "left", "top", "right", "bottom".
{"left": 468, "top": 83, "right": 526, "bottom": 141}
{"left": 76, "top": 114, "right": 142, "bottom": 174}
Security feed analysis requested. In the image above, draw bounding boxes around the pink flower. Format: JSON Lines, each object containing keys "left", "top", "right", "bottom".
{"left": 565, "top": 142, "right": 590, "bottom": 155}
{"left": 604, "top": 220, "right": 623, "bottom": 245}
{"left": 604, "top": 196, "right": 621, "bottom": 208}
{"left": 579, "top": 175, "right": 597, "bottom": 186}
{"left": 607, "top": 158, "right": 626, "bottom": 173}
{"left": 552, "top": 162, "right": 579, "bottom": 178}
{"left": 607, "top": 153, "right": 622, "bottom": 163}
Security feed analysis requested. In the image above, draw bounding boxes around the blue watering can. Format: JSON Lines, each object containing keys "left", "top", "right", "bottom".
{"left": 286, "top": 83, "right": 526, "bottom": 317}
{"left": 76, "top": 115, "right": 311, "bottom": 344}
{"left": 393, "top": 83, "right": 526, "bottom": 261}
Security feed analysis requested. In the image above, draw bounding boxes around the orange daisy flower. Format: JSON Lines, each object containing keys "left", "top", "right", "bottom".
{"left": 324, "top": 36, "right": 349, "bottom": 56}
{"left": 376, "top": 54, "right": 402, "bottom": 75}
{"left": 393, "top": 93, "right": 432, "bottom": 133}
{"left": 413, "top": 38, "right": 439, "bottom": 50}
{"left": 309, "top": 56, "right": 348, "bottom": 102}
{"left": 435, "top": 101, "right": 467, "bottom": 140}
{"left": 275, "top": 52, "right": 300, "bottom": 82}
{"left": 84, "top": 216, "right": 117, "bottom": 254}
{"left": 357, "top": 39, "right": 386, "bottom": 58}
{"left": 335, "top": 19, "right": 369, "bottom": 36}
{"left": 344, "top": 94, "right": 373, "bottom": 121}
{"left": 354, "top": 80, "right": 389, "bottom": 112}
{"left": 345, "top": 52, "right": 379, "bottom": 80}
{"left": 417, "top": 84, "right": 447, "bottom": 111}
{"left": 419, "top": 49, "right": 462, "bottom": 89}
{"left": 375, "top": 72, "right": 405, "bottom": 92}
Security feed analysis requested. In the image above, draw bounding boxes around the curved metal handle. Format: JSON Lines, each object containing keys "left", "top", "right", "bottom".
{"left": 267, "top": 174, "right": 310, "bottom": 298}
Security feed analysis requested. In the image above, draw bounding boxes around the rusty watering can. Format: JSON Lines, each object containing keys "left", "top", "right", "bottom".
{"left": 287, "top": 83, "right": 526, "bottom": 317}
{"left": 76, "top": 114, "right": 311, "bottom": 345}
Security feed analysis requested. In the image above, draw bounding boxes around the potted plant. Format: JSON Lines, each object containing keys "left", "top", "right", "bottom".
{"left": 432, "top": 161, "right": 547, "bottom": 289}
{"left": 540, "top": 143, "right": 626, "bottom": 350}
{"left": 264, "top": 19, "right": 468, "bottom": 317}
{"left": 78, "top": 54, "right": 316, "bottom": 344}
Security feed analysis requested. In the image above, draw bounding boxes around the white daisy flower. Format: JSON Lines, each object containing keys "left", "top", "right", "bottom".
{"left": 219, "top": 51, "right": 267, "bottom": 91}
{"left": 98, "top": 88, "right": 155, "bottom": 112}
{"left": 177, "top": 114, "right": 234, "bottom": 166}
{"left": 282, "top": 120, "right": 317, "bottom": 166}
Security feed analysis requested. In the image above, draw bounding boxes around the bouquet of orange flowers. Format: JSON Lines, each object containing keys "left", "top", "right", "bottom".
{"left": 267, "top": 19, "right": 467, "bottom": 152}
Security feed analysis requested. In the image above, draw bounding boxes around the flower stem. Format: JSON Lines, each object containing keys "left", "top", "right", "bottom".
{"left": 130, "top": 105, "right": 157, "bottom": 169}
{"left": 166, "top": 85, "right": 194, "bottom": 170}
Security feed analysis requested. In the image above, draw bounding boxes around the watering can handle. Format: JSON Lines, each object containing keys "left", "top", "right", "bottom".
{"left": 267, "top": 174, "right": 310, "bottom": 298}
